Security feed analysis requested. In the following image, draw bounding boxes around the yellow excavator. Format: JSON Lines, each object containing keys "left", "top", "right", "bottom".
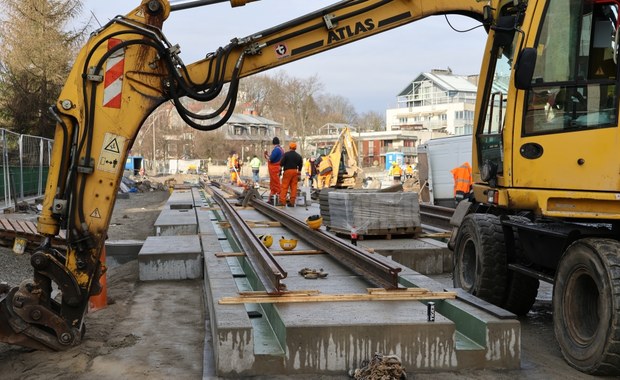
{"left": 316, "top": 126, "right": 363, "bottom": 189}
{"left": 0, "top": 0, "right": 619, "bottom": 376}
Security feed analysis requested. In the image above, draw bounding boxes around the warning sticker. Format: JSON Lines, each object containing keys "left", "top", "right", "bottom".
{"left": 98, "top": 133, "right": 125, "bottom": 173}
{"left": 90, "top": 208, "right": 101, "bottom": 219}
{"left": 275, "top": 43, "right": 290, "bottom": 59}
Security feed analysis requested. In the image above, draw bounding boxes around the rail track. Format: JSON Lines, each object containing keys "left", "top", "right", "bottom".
{"left": 419, "top": 204, "right": 454, "bottom": 231}
{"left": 206, "top": 181, "right": 405, "bottom": 291}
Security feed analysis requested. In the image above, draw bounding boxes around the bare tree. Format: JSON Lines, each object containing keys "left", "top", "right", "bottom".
{"left": 0, "top": 0, "right": 87, "bottom": 137}
{"left": 280, "top": 74, "right": 322, "bottom": 155}
{"left": 315, "top": 94, "right": 358, "bottom": 128}
{"left": 357, "top": 110, "right": 385, "bottom": 132}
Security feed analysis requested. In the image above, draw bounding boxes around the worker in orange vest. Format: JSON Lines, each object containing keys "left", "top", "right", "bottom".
{"left": 451, "top": 162, "right": 473, "bottom": 206}
{"left": 264, "top": 137, "right": 284, "bottom": 202}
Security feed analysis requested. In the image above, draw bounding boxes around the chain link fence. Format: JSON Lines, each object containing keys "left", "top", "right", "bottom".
{"left": 0, "top": 129, "right": 52, "bottom": 209}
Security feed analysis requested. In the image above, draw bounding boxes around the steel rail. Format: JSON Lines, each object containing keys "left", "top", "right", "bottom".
{"left": 419, "top": 204, "right": 454, "bottom": 231}
{"left": 247, "top": 194, "right": 403, "bottom": 289}
{"left": 209, "top": 185, "right": 287, "bottom": 294}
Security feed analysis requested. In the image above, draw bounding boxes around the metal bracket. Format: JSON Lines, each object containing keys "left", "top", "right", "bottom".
{"left": 323, "top": 14, "right": 338, "bottom": 30}
{"left": 86, "top": 67, "right": 103, "bottom": 83}
{"left": 77, "top": 157, "right": 94, "bottom": 174}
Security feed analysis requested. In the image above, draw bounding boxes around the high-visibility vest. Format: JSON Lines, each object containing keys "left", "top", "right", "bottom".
{"left": 389, "top": 164, "right": 402, "bottom": 176}
{"left": 405, "top": 165, "right": 414, "bottom": 175}
{"left": 451, "top": 162, "right": 472, "bottom": 195}
{"left": 318, "top": 156, "right": 333, "bottom": 175}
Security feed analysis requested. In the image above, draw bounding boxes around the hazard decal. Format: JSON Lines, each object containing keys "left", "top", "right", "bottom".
{"left": 90, "top": 208, "right": 102, "bottom": 219}
{"left": 98, "top": 133, "right": 126, "bottom": 173}
{"left": 275, "top": 43, "right": 290, "bottom": 59}
{"left": 103, "top": 38, "right": 125, "bottom": 109}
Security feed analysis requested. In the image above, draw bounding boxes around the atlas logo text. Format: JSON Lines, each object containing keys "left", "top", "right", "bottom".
{"left": 327, "top": 19, "right": 375, "bottom": 43}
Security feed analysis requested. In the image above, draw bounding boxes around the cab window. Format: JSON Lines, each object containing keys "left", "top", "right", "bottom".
{"left": 523, "top": 0, "right": 619, "bottom": 135}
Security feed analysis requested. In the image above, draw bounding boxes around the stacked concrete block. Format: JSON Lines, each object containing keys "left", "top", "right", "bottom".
{"left": 329, "top": 190, "right": 421, "bottom": 235}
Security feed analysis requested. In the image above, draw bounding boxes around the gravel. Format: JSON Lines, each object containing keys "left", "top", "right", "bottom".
{"left": 0, "top": 247, "right": 32, "bottom": 287}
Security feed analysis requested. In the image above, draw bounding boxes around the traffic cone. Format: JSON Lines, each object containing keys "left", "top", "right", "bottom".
{"left": 88, "top": 246, "right": 108, "bottom": 312}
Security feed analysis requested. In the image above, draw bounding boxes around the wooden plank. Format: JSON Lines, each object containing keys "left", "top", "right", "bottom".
{"left": 215, "top": 252, "right": 245, "bottom": 257}
{"left": 219, "top": 288, "right": 456, "bottom": 304}
{"left": 9, "top": 220, "right": 26, "bottom": 234}
{"left": 417, "top": 232, "right": 451, "bottom": 239}
{"left": 215, "top": 249, "right": 325, "bottom": 257}
{"left": 271, "top": 250, "right": 324, "bottom": 255}
{"left": 0, "top": 219, "right": 14, "bottom": 232}
{"left": 17, "top": 220, "right": 37, "bottom": 235}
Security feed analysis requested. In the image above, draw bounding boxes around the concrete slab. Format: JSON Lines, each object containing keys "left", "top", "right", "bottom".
{"left": 105, "top": 239, "right": 144, "bottom": 269}
{"left": 154, "top": 208, "right": 198, "bottom": 236}
{"left": 359, "top": 238, "right": 452, "bottom": 275}
{"left": 138, "top": 235, "right": 203, "bottom": 281}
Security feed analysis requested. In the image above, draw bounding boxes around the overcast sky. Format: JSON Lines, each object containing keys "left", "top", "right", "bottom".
{"left": 80, "top": 0, "right": 488, "bottom": 115}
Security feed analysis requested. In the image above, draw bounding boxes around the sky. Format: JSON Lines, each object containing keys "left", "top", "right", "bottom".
{"left": 80, "top": 0, "right": 488, "bottom": 115}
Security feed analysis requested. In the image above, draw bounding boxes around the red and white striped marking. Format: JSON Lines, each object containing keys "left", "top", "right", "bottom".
{"left": 103, "top": 38, "right": 124, "bottom": 108}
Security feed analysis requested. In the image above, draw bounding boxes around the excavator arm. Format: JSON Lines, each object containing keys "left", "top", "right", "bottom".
{"left": 0, "top": 0, "right": 489, "bottom": 350}
{"left": 326, "top": 127, "right": 363, "bottom": 188}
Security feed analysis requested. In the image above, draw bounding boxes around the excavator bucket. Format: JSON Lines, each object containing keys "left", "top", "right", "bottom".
{"left": 0, "top": 283, "right": 50, "bottom": 351}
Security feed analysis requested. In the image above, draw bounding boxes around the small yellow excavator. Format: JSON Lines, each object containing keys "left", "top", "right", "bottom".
{"left": 316, "top": 127, "right": 364, "bottom": 189}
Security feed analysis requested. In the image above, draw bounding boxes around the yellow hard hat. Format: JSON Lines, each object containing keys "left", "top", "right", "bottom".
{"left": 279, "top": 237, "right": 298, "bottom": 251}
{"left": 306, "top": 215, "right": 323, "bottom": 230}
{"left": 258, "top": 234, "right": 273, "bottom": 248}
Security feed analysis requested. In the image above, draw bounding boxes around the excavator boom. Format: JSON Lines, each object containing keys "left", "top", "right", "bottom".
{"left": 0, "top": 0, "right": 488, "bottom": 350}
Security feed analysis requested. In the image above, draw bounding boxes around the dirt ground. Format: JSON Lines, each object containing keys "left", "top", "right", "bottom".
{"left": 0, "top": 186, "right": 206, "bottom": 380}
{"left": 0, "top": 181, "right": 601, "bottom": 379}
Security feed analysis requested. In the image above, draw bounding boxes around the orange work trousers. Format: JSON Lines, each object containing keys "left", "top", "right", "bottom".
{"left": 280, "top": 169, "right": 299, "bottom": 206}
{"left": 268, "top": 162, "right": 281, "bottom": 196}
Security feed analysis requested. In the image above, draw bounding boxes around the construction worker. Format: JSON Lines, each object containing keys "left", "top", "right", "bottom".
{"left": 404, "top": 162, "right": 415, "bottom": 180}
{"left": 388, "top": 161, "right": 403, "bottom": 183}
{"left": 316, "top": 154, "right": 333, "bottom": 189}
{"left": 451, "top": 162, "right": 473, "bottom": 206}
{"left": 264, "top": 137, "right": 284, "bottom": 202}
{"left": 229, "top": 153, "right": 241, "bottom": 185}
{"left": 309, "top": 157, "right": 317, "bottom": 188}
{"left": 279, "top": 142, "right": 303, "bottom": 207}
{"left": 250, "top": 154, "right": 261, "bottom": 183}
{"left": 302, "top": 158, "right": 311, "bottom": 187}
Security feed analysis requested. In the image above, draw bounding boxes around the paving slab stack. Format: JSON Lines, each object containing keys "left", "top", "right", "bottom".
{"left": 138, "top": 185, "right": 522, "bottom": 378}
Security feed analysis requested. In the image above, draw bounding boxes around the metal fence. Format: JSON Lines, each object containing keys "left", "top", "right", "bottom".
{"left": 0, "top": 129, "right": 53, "bottom": 209}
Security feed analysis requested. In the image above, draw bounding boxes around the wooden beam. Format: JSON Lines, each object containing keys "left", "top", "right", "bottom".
{"left": 215, "top": 249, "right": 324, "bottom": 257}
{"left": 272, "top": 249, "right": 324, "bottom": 255}
{"left": 219, "top": 288, "right": 456, "bottom": 304}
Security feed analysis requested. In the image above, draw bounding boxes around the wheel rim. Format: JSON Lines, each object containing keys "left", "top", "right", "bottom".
{"left": 460, "top": 238, "right": 477, "bottom": 291}
{"left": 565, "top": 266, "right": 600, "bottom": 345}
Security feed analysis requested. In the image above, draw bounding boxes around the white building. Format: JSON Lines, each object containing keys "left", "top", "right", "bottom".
{"left": 386, "top": 68, "right": 478, "bottom": 136}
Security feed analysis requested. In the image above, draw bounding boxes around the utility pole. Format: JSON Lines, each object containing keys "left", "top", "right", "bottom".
{"left": 152, "top": 115, "right": 156, "bottom": 175}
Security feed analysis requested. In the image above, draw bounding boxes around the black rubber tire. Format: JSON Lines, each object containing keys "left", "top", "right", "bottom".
{"left": 453, "top": 213, "right": 508, "bottom": 305}
{"left": 501, "top": 215, "right": 540, "bottom": 316}
{"left": 553, "top": 238, "right": 620, "bottom": 375}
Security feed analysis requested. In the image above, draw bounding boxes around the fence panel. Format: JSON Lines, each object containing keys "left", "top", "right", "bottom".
{"left": 0, "top": 129, "right": 53, "bottom": 209}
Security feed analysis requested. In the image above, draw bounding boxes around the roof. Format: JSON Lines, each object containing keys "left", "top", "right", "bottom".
{"left": 398, "top": 72, "right": 478, "bottom": 96}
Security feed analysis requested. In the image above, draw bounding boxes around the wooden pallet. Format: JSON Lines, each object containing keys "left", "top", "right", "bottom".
{"left": 329, "top": 226, "right": 422, "bottom": 240}
{"left": 0, "top": 218, "right": 66, "bottom": 252}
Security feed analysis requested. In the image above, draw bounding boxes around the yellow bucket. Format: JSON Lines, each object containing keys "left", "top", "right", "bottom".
{"left": 13, "top": 237, "right": 27, "bottom": 255}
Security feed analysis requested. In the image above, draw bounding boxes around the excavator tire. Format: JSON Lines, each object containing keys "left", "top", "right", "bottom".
{"left": 553, "top": 238, "right": 620, "bottom": 375}
{"left": 453, "top": 213, "right": 507, "bottom": 306}
{"left": 501, "top": 216, "right": 539, "bottom": 316}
